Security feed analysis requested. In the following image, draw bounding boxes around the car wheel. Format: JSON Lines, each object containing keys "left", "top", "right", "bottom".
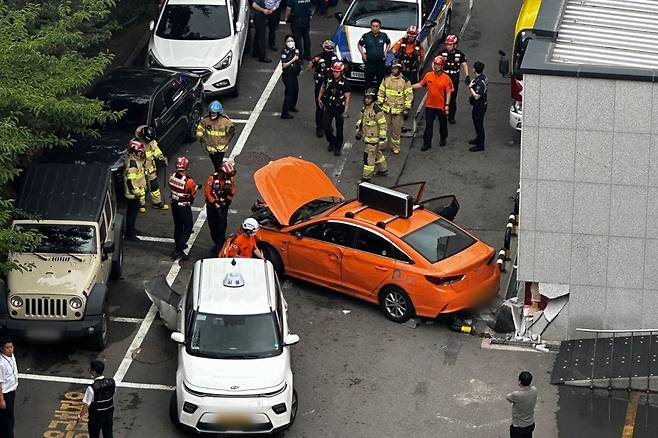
{"left": 87, "top": 309, "right": 109, "bottom": 351}
{"left": 290, "top": 388, "right": 298, "bottom": 425}
{"left": 110, "top": 243, "right": 123, "bottom": 280}
{"left": 442, "top": 11, "right": 452, "bottom": 41}
{"left": 379, "top": 286, "right": 415, "bottom": 323}
{"left": 227, "top": 76, "right": 240, "bottom": 97}
{"left": 185, "top": 104, "right": 202, "bottom": 143}
{"left": 169, "top": 391, "right": 181, "bottom": 427}
{"left": 262, "top": 245, "right": 284, "bottom": 278}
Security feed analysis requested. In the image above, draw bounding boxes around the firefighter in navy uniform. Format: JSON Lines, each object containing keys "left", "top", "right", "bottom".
{"left": 391, "top": 26, "right": 425, "bottom": 84}
{"left": 317, "top": 62, "right": 351, "bottom": 156}
{"left": 79, "top": 360, "right": 115, "bottom": 438}
{"left": 169, "top": 156, "right": 201, "bottom": 260}
{"left": 309, "top": 40, "right": 337, "bottom": 137}
{"left": 356, "top": 88, "right": 388, "bottom": 181}
{"left": 205, "top": 160, "right": 237, "bottom": 255}
{"left": 439, "top": 34, "right": 470, "bottom": 124}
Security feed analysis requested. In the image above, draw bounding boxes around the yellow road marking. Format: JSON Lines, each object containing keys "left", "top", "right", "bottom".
{"left": 621, "top": 391, "right": 641, "bottom": 438}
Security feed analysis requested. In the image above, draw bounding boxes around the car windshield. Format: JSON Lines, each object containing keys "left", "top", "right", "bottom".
{"left": 402, "top": 218, "right": 475, "bottom": 263}
{"left": 289, "top": 198, "right": 342, "bottom": 225}
{"left": 188, "top": 312, "right": 281, "bottom": 359}
{"left": 156, "top": 4, "right": 231, "bottom": 40}
{"left": 16, "top": 224, "right": 97, "bottom": 254}
{"left": 343, "top": 0, "right": 417, "bottom": 30}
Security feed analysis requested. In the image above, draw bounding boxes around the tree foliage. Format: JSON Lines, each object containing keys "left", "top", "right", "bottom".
{"left": 0, "top": 0, "right": 121, "bottom": 274}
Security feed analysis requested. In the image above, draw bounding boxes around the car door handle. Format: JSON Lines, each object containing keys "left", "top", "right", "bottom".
{"left": 375, "top": 266, "right": 390, "bottom": 271}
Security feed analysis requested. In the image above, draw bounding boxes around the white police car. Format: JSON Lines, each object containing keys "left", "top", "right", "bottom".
{"left": 146, "top": 258, "right": 299, "bottom": 434}
{"left": 332, "top": 0, "right": 453, "bottom": 82}
{"left": 147, "top": 0, "right": 250, "bottom": 96}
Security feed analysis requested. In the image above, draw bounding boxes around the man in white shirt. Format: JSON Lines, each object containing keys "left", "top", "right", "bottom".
{"left": 0, "top": 338, "right": 18, "bottom": 438}
{"left": 78, "top": 360, "right": 115, "bottom": 438}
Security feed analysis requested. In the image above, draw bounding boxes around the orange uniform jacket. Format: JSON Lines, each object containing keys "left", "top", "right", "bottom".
{"left": 219, "top": 231, "right": 258, "bottom": 258}
{"left": 418, "top": 71, "right": 455, "bottom": 109}
{"left": 204, "top": 174, "right": 236, "bottom": 205}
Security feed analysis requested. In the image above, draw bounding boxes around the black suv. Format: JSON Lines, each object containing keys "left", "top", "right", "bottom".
{"left": 44, "top": 67, "right": 204, "bottom": 184}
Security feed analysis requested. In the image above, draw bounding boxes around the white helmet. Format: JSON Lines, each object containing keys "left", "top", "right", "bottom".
{"left": 241, "top": 217, "right": 260, "bottom": 234}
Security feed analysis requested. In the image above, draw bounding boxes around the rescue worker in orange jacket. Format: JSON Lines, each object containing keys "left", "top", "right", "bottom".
{"left": 219, "top": 218, "right": 264, "bottom": 259}
{"left": 169, "top": 156, "right": 201, "bottom": 260}
{"left": 391, "top": 26, "right": 425, "bottom": 84}
{"left": 134, "top": 125, "right": 169, "bottom": 212}
{"left": 205, "top": 160, "right": 237, "bottom": 255}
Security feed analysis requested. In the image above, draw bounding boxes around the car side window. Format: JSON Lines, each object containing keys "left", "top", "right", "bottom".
{"left": 151, "top": 90, "right": 168, "bottom": 121}
{"left": 354, "top": 229, "right": 393, "bottom": 258}
{"left": 319, "top": 222, "right": 356, "bottom": 247}
{"left": 165, "top": 78, "right": 186, "bottom": 106}
{"left": 393, "top": 246, "right": 413, "bottom": 263}
{"left": 99, "top": 213, "right": 108, "bottom": 244}
{"left": 185, "top": 278, "right": 194, "bottom": 332}
{"left": 298, "top": 222, "right": 325, "bottom": 239}
{"left": 104, "top": 190, "right": 113, "bottom": 224}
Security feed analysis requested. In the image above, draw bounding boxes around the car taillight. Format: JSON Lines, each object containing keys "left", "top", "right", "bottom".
{"left": 511, "top": 77, "right": 523, "bottom": 102}
{"left": 486, "top": 250, "right": 496, "bottom": 265}
{"left": 425, "top": 275, "right": 465, "bottom": 286}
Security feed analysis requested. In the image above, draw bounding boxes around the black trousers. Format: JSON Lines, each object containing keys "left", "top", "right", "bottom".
{"left": 315, "top": 0, "right": 326, "bottom": 14}
{"left": 323, "top": 108, "right": 344, "bottom": 152}
{"left": 88, "top": 412, "right": 114, "bottom": 438}
{"left": 291, "top": 22, "right": 311, "bottom": 59}
{"left": 0, "top": 390, "right": 15, "bottom": 438}
{"left": 209, "top": 150, "right": 225, "bottom": 172}
{"left": 423, "top": 107, "right": 448, "bottom": 147}
{"left": 448, "top": 77, "right": 459, "bottom": 121}
{"left": 206, "top": 203, "right": 229, "bottom": 249}
{"left": 364, "top": 62, "right": 386, "bottom": 89}
{"left": 510, "top": 423, "right": 534, "bottom": 438}
{"left": 267, "top": 9, "right": 281, "bottom": 47}
{"left": 282, "top": 70, "right": 299, "bottom": 115}
{"left": 314, "top": 82, "right": 324, "bottom": 129}
{"left": 252, "top": 12, "right": 267, "bottom": 58}
{"left": 171, "top": 201, "right": 193, "bottom": 253}
{"left": 125, "top": 198, "right": 140, "bottom": 238}
{"left": 472, "top": 104, "right": 487, "bottom": 147}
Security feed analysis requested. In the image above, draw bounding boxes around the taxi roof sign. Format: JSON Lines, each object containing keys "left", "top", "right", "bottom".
{"left": 357, "top": 182, "right": 414, "bottom": 218}
{"left": 223, "top": 271, "right": 245, "bottom": 288}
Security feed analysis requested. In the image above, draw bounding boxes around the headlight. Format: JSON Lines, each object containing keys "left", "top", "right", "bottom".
{"left": 9, "top": 296, "right": 23, "bottom": 308}
{"left": 69, "top": 297, "right": 83, "bottom": 309}
{"left": 147, "top": 49, "right": 164, "bottom": 68}
{"left": 214, "top": 51, "right": 232, "bottom": 70}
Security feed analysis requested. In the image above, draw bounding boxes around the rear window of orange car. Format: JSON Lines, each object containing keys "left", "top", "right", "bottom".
{"left": 401, "top": 218, "right": 475, "bottom": 263}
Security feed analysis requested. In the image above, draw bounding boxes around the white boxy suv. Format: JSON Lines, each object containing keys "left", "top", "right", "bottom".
{"left": 147, "top": 258, "right": 299, "bottom": 434}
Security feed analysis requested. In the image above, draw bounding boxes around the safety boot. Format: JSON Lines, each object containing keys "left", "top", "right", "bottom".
{"left": 139, "top": 206, "right": 146, "bottom": 213}
{"left": 153, "top": 202, "right": 169, "bottom": 210}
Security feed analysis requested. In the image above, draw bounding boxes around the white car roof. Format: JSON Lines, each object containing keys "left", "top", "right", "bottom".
{"left": 167, "top": 0, "right": 227, "bottom": 5}
{"left": 193, "top": 258, "right": 277, "bottom": 316}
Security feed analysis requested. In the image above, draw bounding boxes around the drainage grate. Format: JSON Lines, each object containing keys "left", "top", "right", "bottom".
{"left": 234, "top": 151, "right": 271, "bottom": 167}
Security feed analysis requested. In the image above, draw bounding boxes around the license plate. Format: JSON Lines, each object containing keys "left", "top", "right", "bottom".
{"left": 216, "top": 414, "right": 252, "bottom": 427}
{"left": 351, "top": 71, "right": 364, "bottom": 79}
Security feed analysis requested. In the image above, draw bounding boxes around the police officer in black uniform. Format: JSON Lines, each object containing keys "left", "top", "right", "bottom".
{"left": 280, "top": 34, "right": 302, "bottom": 119}
{"left": 79, "top": 360, "right": 115, "bottom": 438}
{"left": 318, "top": 62, "right": 352, "bottom": 156}
{"left": 284, "top": 0, "right": 312, "bottom": 60}
{"left": 310, "top": 40, "right": 338, "bottom": 137}
{"left": 468, "top": 61, "right": 488, "bottom": 152}
{"left": 439, "top": 34, "right": 470, "bottom": 124}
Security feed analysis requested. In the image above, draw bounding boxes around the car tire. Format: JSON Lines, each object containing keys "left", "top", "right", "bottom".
{"left": 261, "top": 245, "right": 284, "bottom": 278}
{"left": 227, "top": 76, "right": 240, "bottom": 97}
{"left": 169, "top": 391, "right": 181, "bottom": 427}
{"left": 290, "top": 388, "right": 298, "bottom": 425}
{"left": 185, "top": 104, "right": 202, "bottom": 143}
{"left": 379, "top": 286, "right": 415, "bottom": 323}
{"left": 110, "top": 243, "right": 123, "bottom": 280}
{"left": 87, "top": 308, "right": 109, "bottom": 351}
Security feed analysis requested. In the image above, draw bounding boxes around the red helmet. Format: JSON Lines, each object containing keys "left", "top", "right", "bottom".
{"left": 406, "top": 26, "right": 419, "bottom": 37}
{"left": 220, "top": 160, "right": 235, "bottom": 176}
{"left": 175, "top": 156, "right": 189, "bottom": 172}
{"left": 331, "top": 62, "right": 344, "bottom": 73}
{"left": 445, "top": 34, "right": 458, "bottom": 45}
{"left": 127, "top": 140, "right": 145, "bottom": 155}
{"left": 433, "top": 55, "right": 446, "bottom": 66}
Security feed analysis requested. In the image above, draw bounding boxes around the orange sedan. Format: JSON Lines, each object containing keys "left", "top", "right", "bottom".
{"left": 252, "top": 157, "right": 500, "bottom": 323}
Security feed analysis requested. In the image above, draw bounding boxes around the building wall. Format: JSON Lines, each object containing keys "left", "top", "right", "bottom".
{"left": 518, "top": 73, "right": 658, "bottom": 339}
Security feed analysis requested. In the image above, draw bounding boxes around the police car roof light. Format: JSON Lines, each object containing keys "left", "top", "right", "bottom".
{"left": 223, "top": 271, "right": 245, "bottom": 288}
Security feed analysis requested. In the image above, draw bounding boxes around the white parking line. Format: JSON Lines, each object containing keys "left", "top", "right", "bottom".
{"left": 136, "top": 235, "right": 175, "bottom": 243}
{"left": 109, "top": 316, "right": 144, "bottom": 324}
{"left": 232, "top": 119, "right": 249, "bottom": 124}
{"left": 111, "top": 62, "right": 283, "bottom": 387}
{"left": 18, "top": 373, "right": 174, "bottom": 391}
{"left": 333, "top": 141, "right": 353, "bottom": 182}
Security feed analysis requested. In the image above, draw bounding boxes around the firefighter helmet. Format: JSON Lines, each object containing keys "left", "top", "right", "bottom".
{"left": 322, "top": 40, "right": 336, "bottom": 51}
{"left": 175, "top": 156, "right": 189, "bottom": 172}
{"left": 433, "top": 55, "right": 446, "bottom": 67}
{"left": 209, "top": 100, "right": 223, "bottom": 114}
{"left": 391, "top": 60, "right": 403, "bottom": 70}
{"left": 241, "top": 217, "right": 260, "bottom": 234}
{"left": 220, "top": 160, "right": 235, "bottom": 176}
{"left": 406, "top": 26, "right": 419, "bottom": 37}
{"left": 445, "top": 34, "right": 458, "bottom": 45}
{"left": 331, "top": 62, "right": 344, "bottom": 73}
{"left": 135, "top": 125, "right": 155, "bottom": 142}
{"left": 127, "top": 139, "right": 145, "bottom": 155}
{"left": 364, "top": 88, "right": 378, "bottom": 99}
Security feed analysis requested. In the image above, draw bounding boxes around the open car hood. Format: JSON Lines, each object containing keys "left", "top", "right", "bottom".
{"left": 254, "top": 157, "right": 344, "bottom": 226}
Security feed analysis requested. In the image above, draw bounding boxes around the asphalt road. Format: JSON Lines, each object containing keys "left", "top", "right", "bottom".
{"left": 12, "top": 1, "right": 641, "bottom": 437}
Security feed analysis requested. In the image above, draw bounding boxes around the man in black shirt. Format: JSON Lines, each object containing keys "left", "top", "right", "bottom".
{"left": 468, "top": 61, "right": 488, "bottom": 152}
{"left": 79, "top": 360, "right": 115, "bottom": 438}
{"left": 251, "top": 0, "right": 274, "bottom": 63}
{"left": 318, "top": 62, "right": 352, "bottom": 156}
{"left": 358, "top": 19, "right": 390, "bottom": 89}
{"left": 284, "top": 0, "right": 312, "bottom": 60}
{"left": 439, "top": 34, "right": 469, "bottom": 124}
{"left": 310, "top": 40, "right": 338, "bottom": 137}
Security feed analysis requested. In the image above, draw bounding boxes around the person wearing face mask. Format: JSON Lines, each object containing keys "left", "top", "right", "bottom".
{"left": 196, "top": 100, "right": 235, "bottom": 171}
{"left": 377, "top": 60, "right": 412, "bottom": 154}
{"left": 280, "top": 35, "right": 302, "bottom": 119}
{"left": 309, "top": 40, "right": 337, "bottom": 138}
{"left": 78, "top": 360, "right": 115, "bottom": 438}
{"left": 412, "top": 55, "right": 454, "bottom": 151}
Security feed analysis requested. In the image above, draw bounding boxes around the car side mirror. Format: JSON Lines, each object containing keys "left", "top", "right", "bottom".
{"left": 498, "top": 50, "right": 510, "bottom": 77}
{"left": 149, "top": 20, "right": 155, "bottom": 32}
{"left": 284, "top": 334, "right": 300, "bottom": 346}
{"left": 334, "top": 12, "right": 343, "bottom": 21}
{"left": 171, "top": 332, "right": 185, "bottom": 344}
{"left": 425, "top": 20, "right": 437, "bottom": 28}
{"left": 235, "top": 21, "right": 244, "bottom": 32}
{"left": 101, "top": 241, "right": 114, "bottom": 260}
{"left": 294, "top": 231, "right": 303, "bottom": 239}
